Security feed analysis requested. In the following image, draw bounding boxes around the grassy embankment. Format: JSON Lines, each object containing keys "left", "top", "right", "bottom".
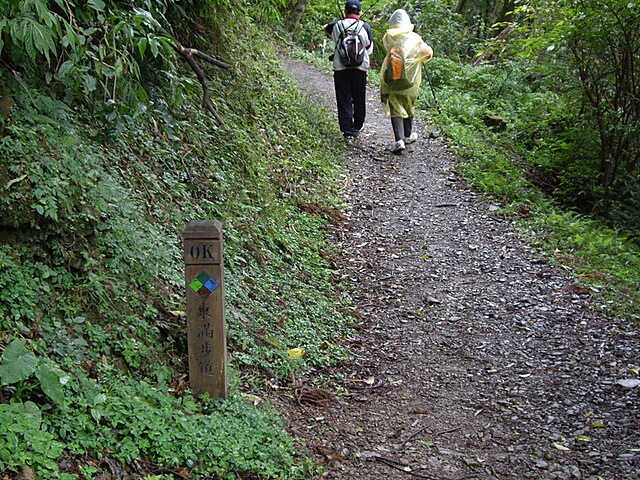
{"left": 0, "top": 14, "right": 354, "bottom": 480}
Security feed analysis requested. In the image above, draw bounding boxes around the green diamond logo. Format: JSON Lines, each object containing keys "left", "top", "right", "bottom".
{"left": 189, "top": 271, "right": 219, "bottom": 296}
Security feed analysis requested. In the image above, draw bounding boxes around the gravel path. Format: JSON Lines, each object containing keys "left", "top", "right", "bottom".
{"left": 274, "top": 57, "right": 640, "bottom": 480}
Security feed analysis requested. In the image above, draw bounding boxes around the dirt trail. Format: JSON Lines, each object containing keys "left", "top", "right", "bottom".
{"left": 274, "top": 57, "right": 639, "bottom": 480}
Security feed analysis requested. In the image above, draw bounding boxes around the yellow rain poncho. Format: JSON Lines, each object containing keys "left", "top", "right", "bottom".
{"left": 380, "top": 9, "right": 433, "bottom": 118}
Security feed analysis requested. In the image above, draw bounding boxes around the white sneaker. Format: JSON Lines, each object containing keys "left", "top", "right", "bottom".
{"left": 405, "top": 132, "right": 418, "bottom": 144}
{"left": 392, "top": 139, "right": 406, "bottom": 153}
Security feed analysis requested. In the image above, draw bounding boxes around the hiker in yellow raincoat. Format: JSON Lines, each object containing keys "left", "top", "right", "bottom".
{"left": 380, "top": 9, "right": 433, "bottom": 153}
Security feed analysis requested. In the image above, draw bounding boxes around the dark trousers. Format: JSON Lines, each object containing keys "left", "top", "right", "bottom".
{"left": 333, "top": 69, "right": 367, "bottom": 136}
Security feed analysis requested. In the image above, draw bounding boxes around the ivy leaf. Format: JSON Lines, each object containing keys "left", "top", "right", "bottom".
{"left": 0, "top": 339, "right": 38, "bottom": 386}
{"left": 148, "top": 36, "right": 160, "bottom": 57}
{"left": 0, "top": 19, "right": 6, "bottom": 53}
{"left": 21, "top": 400, "right": 43, "bottom": 421}
{"left": 35, "top": 362, "right": 67, "bottom": 405}
{"left": 137, "top": 36, "right": 148, "bottom": 57}
{"left": 88, "top": 0, "right": 106, "bottom": 12}
{"left": 83, "top": 73, "right": 97, "bottom": 94}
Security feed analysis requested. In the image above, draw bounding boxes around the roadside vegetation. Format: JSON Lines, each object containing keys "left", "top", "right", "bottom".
{"left": 1, "top": 1, "right": 351, "bottom": 478}
{"left": 0, "top": 0, "right": 638, "bottom": 479}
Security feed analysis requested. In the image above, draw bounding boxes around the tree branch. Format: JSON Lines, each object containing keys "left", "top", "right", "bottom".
{"left": 173, "top": 43, "right": 231, "bottom": 125}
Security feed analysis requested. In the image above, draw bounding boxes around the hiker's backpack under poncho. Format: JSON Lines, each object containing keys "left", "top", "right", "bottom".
{"left": 383, "top": 46, "right": 413, "bottom": 90}
{"left": 336, "top": 21, "right": 365, "bottom": 67}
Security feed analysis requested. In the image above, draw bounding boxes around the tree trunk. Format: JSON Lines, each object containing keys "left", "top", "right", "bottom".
{"left": 286, "top": 0, "right": 309, "bottom": 34}
{"left": 455, "top": 0, "right": 470, "bottom": 15}
{"left": 492, "top": 0, "right": 515, "bottom": 28}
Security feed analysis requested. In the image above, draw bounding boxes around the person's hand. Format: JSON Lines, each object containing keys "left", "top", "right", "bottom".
{"left": 323, "top": 22, "right": 335, "bottom": 37}
{"left": 419, "top": 44, "right": 434, "bottom": 63}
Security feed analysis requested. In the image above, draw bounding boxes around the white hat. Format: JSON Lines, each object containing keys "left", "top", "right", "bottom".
{"left": 388, "top": 9, "right": 411, "bottom": 27}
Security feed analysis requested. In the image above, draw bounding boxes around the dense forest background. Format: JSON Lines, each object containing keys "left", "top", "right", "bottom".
{"left": 0, "top": 0, "right": 638, "bottom": 479}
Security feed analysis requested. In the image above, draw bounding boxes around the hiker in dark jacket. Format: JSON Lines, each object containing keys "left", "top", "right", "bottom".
{"left": 324, "top": 0, "right": 373, "bottom": 143}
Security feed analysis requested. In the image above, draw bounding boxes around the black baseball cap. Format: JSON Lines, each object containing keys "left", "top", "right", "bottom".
{"left": 345, "top": 0, "right": 361, "bottom": 14}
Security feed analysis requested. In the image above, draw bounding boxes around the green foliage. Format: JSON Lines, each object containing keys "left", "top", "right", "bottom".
{"left": 0, "top": 339, "right": 39, "bottom": 386}
{"left": 562, "top": 0, "right": 640, "bottom": 222}
{"left": 0, "top": 246, "right": 56, "bottom": 331}
{"left": 0, "top": 350, "right": 314, "bottom": 479}
{"left": 475, "top": 0, "right": 640, "bottom": 232}
{"left": 0, "top": 401, "right": 66, "bottom": 477}
{"left": 423, "top": 56, "right": 640, "bottom": 319}
{"left": 0, "top": 339, "right": 69, "bottom": 406}
{"left": 425, "top": 73, "right": 540, "bottom": 207}
{"left": 286, "top": 0, "right": 344, "bottom": 60}
{"left": 409, "top": 0, "right": 473, "bottom": 58}
{"left": 450, "top": 0, "right": 512, "bottom": 40}
{"left": 46, "top": 366, "right": 312, "bottom": 479}
{"left": 524, "top": 210, "right": 640, "bottom": 317}
{"left": 1, "top": 3, "right": 352, "bottom": 478}
{"left": 248, "top": 0, "right": 288, "bottom": 24}
{"left": 0, "top": 0, "right": 204, "bottom": 129}
{"left": 40, "top": 317, "right": 93, "bottom": 365}
{"left": 0, "top": 93, "right": 180, "bottom": 334}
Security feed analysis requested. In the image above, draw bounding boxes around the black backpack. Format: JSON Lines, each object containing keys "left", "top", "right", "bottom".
{"left": 335, "top": 20, "right": 366, "bottom": 67}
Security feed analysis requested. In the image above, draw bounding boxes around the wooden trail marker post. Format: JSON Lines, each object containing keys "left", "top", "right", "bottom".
{"left": 183, "top": 220, "right": 228, "bottom": 399}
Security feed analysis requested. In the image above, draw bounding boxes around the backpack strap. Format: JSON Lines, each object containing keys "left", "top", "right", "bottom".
{"left": 335, "top": 18, "right": 363, "bottom": 39}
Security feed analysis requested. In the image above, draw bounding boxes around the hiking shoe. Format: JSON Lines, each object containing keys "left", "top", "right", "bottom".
{"left": 344, "top": 134, "right": 355, "bottom": 144}
{"left": 405, "top": 132, "right": 418, "bottom": 144}
{"left": 392, "top": 139, "right": 406, "bottom": 153}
